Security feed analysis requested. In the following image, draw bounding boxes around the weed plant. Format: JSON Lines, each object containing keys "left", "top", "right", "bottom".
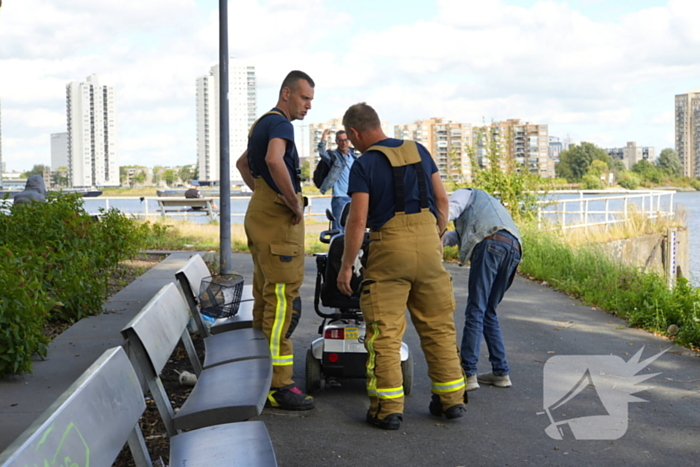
{"left": 519, "top": 223, "right": 700, "bottom": 349}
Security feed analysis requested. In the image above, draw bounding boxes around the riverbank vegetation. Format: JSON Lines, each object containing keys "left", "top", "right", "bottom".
{"left": 519, "top": 223, "right": 700, "bottom": 350}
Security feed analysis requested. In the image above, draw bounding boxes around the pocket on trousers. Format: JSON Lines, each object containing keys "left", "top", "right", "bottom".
{"left": 359, "top": 280, "right": 381, "bottom": 322}
{"left": 264, "top": 242, "right": 303, "bottom": 284}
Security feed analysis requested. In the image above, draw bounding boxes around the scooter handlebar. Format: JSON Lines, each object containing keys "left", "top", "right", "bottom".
{"left": 319, "top": 229, "right": 340, "bottom": 244}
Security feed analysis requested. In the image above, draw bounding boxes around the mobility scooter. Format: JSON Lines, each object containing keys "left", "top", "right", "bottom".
{"left": 305, "top": 207, "right": 413, "bottom": 394}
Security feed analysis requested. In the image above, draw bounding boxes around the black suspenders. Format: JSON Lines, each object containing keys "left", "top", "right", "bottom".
{"left": 392, "top": 161, "right": 429, "bottom": 214}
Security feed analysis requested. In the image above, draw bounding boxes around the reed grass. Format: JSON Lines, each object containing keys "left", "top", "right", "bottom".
{"left": 546, "top": 205, "right": 686, "bottom": 248}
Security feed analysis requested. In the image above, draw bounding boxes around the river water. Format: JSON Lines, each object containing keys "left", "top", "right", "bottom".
{"left": 82, "top": 192, "right": 700, "bottom": 285}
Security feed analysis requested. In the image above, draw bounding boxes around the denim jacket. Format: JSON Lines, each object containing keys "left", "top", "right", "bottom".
{"left": 317, "top": 140, "right": 357, "bottom": 195}
{"left": 454, "top": 189, "right": 522, "bottom": 266}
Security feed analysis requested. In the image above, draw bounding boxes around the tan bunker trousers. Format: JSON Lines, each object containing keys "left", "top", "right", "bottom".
{"left": 362, "top": 210, "right": 466, "bottom": 418}
{"left": 245, "top": 177, "right": 305, "bottom": 388}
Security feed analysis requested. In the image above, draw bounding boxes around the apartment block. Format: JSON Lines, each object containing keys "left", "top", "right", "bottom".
{"left": 675, "top": 89, "right": 700, "bottom": 178}
{"left": 605, "top": 142, "right": 655, "bottom": 170}
{"left": 51, "top": 132, "right": 69, "bottom": 170}
{"left": 472, "top": 119, "right": 553, "bottom": 177}
{"left": 66, "top": 74, "right": 119, "bottom": 188}
{"left": 395, "top": 118, "right": 472, "bottom": 183}
{"left": 196, "top": 59, "right": 256, "bottom": 185}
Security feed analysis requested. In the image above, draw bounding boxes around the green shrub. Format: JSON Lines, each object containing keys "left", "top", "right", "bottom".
{"left": 0, "top": 192, "right": 149, "bottom": 376}
{"left": 690, "top": 178, "right": 700, "bottom": 191}
{"left": 581, "top": 174, "right": 605, "bottom": 190}
{"left": 617, "top": 172, "right": 641, "bottom": 190}
{"left": 0, "top": 247, "right": 55, "bottom": 376}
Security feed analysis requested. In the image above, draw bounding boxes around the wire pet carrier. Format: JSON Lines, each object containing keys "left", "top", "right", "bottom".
{"left": 198, "top": 274, "right": 244, "bottom": 319}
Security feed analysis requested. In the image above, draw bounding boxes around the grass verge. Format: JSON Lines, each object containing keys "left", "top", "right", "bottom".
{"left": 518, "top": 223, "right": 700, "bottom": 350}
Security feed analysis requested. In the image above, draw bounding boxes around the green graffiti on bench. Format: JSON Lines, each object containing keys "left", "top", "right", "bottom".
{"left": 28, "top": 422, "right": 90, "bottom": 467}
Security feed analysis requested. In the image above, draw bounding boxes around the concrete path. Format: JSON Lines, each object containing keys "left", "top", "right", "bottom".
{"left": 266, "top": 256, "right": 700, "bottom": 467}
{"left": 1, "top": 252, "right": 698, "bottom": 466}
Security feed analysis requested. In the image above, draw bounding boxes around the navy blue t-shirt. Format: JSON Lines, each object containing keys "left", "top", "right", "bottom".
{"left": 247, "top": 108, "right": 301, "bottom": 194}
{"left": 348, "top": 139, "right": 439, "bottom": 230}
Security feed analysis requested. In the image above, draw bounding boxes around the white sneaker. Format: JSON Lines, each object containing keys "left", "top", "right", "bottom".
{"left": 466, "top": 375, "right": 480, "bottom": 392}
{"left": 477, "top": 373, "right": 512, "bottom": 388}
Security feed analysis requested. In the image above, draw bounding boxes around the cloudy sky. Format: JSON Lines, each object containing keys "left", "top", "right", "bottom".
{"left": 1, "top": 0, "right": 699, "bottom": 173}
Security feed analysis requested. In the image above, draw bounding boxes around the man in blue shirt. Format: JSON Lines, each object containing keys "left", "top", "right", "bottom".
{"left": 236, "top": 70, "right": 315, "bottom": 411}
{"left": 337, "top": 102, "right": 466, "bottom": 430}
{"left": 317, "top": 128, "right": 357, "bottom": 231}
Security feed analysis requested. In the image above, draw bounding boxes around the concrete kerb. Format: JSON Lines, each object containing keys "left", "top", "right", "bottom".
{"left": 0, "top": 250, "right": 206, "bottom": 451}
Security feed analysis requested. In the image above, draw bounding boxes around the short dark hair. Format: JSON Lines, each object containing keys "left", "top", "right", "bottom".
{"left": 279, "top": 70, "right": 315, "bottom": 96}
{"left": 343, "top": 102, "right": 381, "bottom": 132}
{"left": 335, "top": 130, "right": 347, "bottom": 139}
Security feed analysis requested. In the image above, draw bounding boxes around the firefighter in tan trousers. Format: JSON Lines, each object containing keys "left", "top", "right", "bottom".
{"left": 236, "top": 71, "right": 315, "bottom": 411}
{"left": 337, "top": 102, "right": 467, "bottom": 430}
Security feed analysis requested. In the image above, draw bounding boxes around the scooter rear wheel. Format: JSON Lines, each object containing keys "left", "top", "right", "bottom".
{"left": 305, "top": 348, "right": 323, "bottom": 394}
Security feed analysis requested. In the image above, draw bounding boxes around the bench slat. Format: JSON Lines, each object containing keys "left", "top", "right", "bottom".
{"left": 202, "top": 327, "right": 269, "bottom": 369}
{"left": 170, "top": 421, "right": 277, "bottom": 467}
{"left": 173, "top": 357, "right": 272, "bottom": 431}
{"left": 0, "top": 347, "right": 149, "bottom": 467}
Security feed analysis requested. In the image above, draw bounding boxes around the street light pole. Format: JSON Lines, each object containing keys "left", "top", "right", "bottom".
{"left": 218, "top": 0, "right": 233, "bottom": 274}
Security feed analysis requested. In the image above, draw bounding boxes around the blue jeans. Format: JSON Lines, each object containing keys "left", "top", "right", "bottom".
{"left": 331, "top": 196, "right": 351, "bottom": 232}
{"left": 461, "top": 231, "right": 521, "bottom": 377}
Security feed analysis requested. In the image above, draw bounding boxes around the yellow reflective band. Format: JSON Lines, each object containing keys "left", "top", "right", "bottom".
{"left": 272, "top": 355, "right": 294, "bottom": 366}
{"left": 432, "top": 377, "right": 466, "bottom": 393}
{"left": 366, "top": 385, "right": 377, "bottom": 397}
{"left": 270, "top": 283, "right": 287, "bottom": 359}
{"left": 365, "top": 322, "right": 380, "bottom": 392}
{"left": 377, "top": 387, "right": 404, "bottom": 399}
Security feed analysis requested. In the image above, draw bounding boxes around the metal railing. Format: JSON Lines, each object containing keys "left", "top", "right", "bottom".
{"left": 75, "top": 195, "right": 334, "bottom": 222}
{"left": 537, "top": 190, "right": 676, "bottom": 230}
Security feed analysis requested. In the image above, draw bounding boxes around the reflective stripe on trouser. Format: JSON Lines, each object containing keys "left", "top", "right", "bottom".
{"left": 245, "top": 177, "right": 305, "bottom": 388}
{"left": 362, "top": 210, "right": 466, "bottom": 418}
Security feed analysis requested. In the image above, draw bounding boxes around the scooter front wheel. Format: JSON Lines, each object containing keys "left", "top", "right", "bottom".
{"left": 305, "top": 348, "right": 323, "bottom": 394}
{"left": 401, "top": 351, "right": 414, "bottom": 396}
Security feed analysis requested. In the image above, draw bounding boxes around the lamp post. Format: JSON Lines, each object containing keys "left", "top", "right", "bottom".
{"left": 218, "top": 0, "right": 233, "bottom": 274}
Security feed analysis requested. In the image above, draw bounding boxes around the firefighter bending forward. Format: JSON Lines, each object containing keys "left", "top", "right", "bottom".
{"left": 236, "top": 71, "right": 315, "bottom": 411}
{"left": 337, "top": 102, "right": 467, "bottom": 430}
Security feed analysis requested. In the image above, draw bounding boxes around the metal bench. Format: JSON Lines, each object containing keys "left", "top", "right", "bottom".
{"left": 121, "top": 283, "right": 272, "bottom": 434}
{"left": 0, "top": 347, "right": 152, "bottom": 467}
{"left": 0, "top": 346, "right": 277, "bottom": 467}
{"left": 156, "top": 197, "right": 217, "bottom": 221}
{"left": 175, "top": 254, "right": 255, "bottom": 335}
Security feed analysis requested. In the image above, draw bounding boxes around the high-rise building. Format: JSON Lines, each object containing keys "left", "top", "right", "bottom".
{"left": 51, "top": 132, "right": 69, "bottom": 170}
{"left": 66, "top": 74, "right": 119, "bottom": 188}
{"left": 675, "top": 89, "right": 700, "bottom": 178}
{"left": 196, "top": 60, "right": 256, "bottom": 185}
{"left": 605, "top": 142, "right": 655, "bottom": 170}
{"left": 395, "top": 118, "right": 472, "bottom": 183}
{"left": 473, "top": 119, "right": 553, "bottom": 177}
{"left": 549, "top": 136, "right": 563, "bottom": 162}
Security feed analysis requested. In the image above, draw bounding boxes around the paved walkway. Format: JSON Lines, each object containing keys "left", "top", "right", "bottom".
{"left": 1, "top": 253, "right": 698, "bottom": 466}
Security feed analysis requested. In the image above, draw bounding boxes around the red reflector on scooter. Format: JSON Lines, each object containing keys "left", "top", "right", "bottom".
{"left": 324, "top": 328, "right": 345, "bottom": 339}
{"left": 328, "top": 353, "right": 339, "bottom": 363}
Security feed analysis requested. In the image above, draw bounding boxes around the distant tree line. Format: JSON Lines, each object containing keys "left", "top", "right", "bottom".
{"left": 555, "top": 143, "right": 692, "bottom": 190}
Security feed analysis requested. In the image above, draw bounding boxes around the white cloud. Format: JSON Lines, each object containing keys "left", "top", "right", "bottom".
{"left": 1, "top": 0, "right": 697, "bottom": 171}
{"left": 5, "top": 108, "right": 65, "bottom": 128}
